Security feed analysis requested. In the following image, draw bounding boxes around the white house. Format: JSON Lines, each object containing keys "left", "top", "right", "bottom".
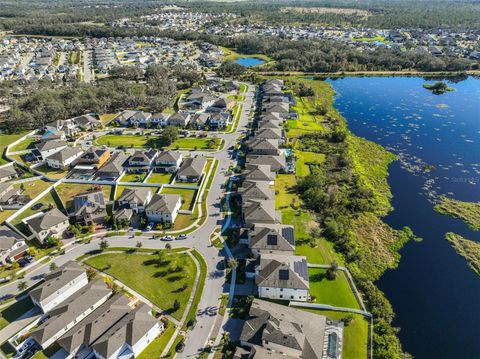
{"left": 145, "top": 193, "right": 182, "bottom": 223}
{"left": 46, "top": 147, "right": 83, "bottom": 169}
{"left": 24, "top": 208, "right": 70, "bottom": 244}
{"left": 29, "top": 261, "right": 88, "bottom": 313}
{"left": 0, "top": 226, "right": 28, "bottom": 265}
{"left": 255, "top": 253, "right": 310, "bottom": 302}
{"left": 117, "top": 187, "right": 153, "bottom": 214}
{"left": 35, "top": 140, "right": 68, "bottom": 160}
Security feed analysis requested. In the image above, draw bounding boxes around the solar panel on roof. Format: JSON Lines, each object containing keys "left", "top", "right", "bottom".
{"left": 279, "top": 269, "right": 289, "bottom": 280}
{"left": 294, "top": 260, "right": 309, "bottom": 281}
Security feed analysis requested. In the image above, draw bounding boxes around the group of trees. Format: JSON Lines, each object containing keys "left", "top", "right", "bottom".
{"left": 0, "top": 64, "right": 178, "bottom": 133}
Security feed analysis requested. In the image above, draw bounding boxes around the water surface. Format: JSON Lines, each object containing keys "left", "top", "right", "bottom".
{"left": 327, "top": 76, "right": 480, "bottom": 359}
{"left": 234, "top": 57, "right": 265, "bottom": 67}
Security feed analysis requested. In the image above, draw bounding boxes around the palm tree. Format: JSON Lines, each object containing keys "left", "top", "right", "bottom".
{"left": 49, "top": 262, "right": 58, "bottom": 271}
{"left": 227, "top": 259, "right": 238, "bottom": 269}
{"left": 17, "top": 281, "right": 28, "bottom": 291}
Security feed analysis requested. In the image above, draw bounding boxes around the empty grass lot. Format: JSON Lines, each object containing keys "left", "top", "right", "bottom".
{"left": 9, "top": 137, "right": 36, "bottom": 152}
{"left": 84, "top": 251, "right": 197, "bottom": 321}
{"left": 295, "top": 150, "right": 325, "bottom": 177}
{"left": 55, "top": 183, "right": 113, "bottom": 208}
{"left": 94, "top": 134, "right": 214, "bottom": 151}
{"left": 168, "top": 137, "right": 213, "bottom": 150}
{"left": 146, "top": 172, "right": 172, "bottom": 185}
{"left": 161, "top": 187, "right": 196, "bottom": 210}
{"left": 0, "top": 132, "right": 29, "bottom": 164}
{"left": 34, "top": 164, "right": 68, "bottom": 179}
{"left": 308, "top": 268, "right": 360, "bottom": 309}
{"left": 120, "top": 172, "right": 147, "bottom": 183}
{"left": 11, "top": 190, "right": 60, "bottom": 226}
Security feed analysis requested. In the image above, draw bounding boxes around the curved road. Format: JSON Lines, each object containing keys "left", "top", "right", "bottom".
{"left": 0, "top": 83, "right": 255, "bottom": 358}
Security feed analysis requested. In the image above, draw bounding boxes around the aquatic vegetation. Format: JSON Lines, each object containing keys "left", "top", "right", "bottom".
{"left": 423, "top": 81, "right": 454, "bottom": 94}
{"left": 445, "top": 233, "right": 480, "bottom": 276}
{"left": 435, "top": 196, "right": 480, "bottom": 231}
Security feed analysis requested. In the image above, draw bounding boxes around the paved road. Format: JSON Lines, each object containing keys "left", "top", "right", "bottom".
{"left": 0, "top": 82, "right": 255, "bottom": 357}
{"left": 83, "top": 50, "right": 93, "bottom": 83}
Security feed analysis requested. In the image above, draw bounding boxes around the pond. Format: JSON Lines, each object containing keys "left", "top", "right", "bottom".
{"left": 327, "top": 76, "right": 480, "bottom": 359}
{"left": 234, "top": 57, "right": 265, "bottom": 67}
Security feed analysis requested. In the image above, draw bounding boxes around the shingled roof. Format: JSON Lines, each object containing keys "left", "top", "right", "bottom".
{"left": 25, "top": 208, "right": 68, "bottom": 234}
{"left": 250, "top": 227, "right": 295, "bottom": 253}
{"left": 146, "top": 193, "right": 181, "bottom": 214}
{"left": 29, "top": 261, "right": 86, "bottom": 303}
{"left": 255, "top": 254, "right": 309, "bottom": 290}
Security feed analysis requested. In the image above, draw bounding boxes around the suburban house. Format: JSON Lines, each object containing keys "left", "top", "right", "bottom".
{"left": 168, "top": 112, "right": 191, "bottom": 127}
{"left": 190, "top": 113, "right": 210, "bottom": 130}
{"left": 254, "top": 253, "right": 310, "bottom": 302}
{"left": 145, "top": 193, "right": 182, "bottom": 223}
{"left": 71, "top": 190, "right": 107, "bottom": 225}
{"left": 0, "top": 226, "right": 28, "bottom": 264}
{"left": 208, "top": 98, "right": 235, "bottom": 112}
{"left": 91, "top": 303, "right": 162, "bottom": 359}
{"left": 238, "top": 299, "right": 343, "bottom": 359}
{"left": 245, "top": 138, "right": 280, "bottom": 156}
{"left": 129, "top": 111, "right": 152, "bottom": 127}
{"left": 95, "top": 152, "right": 129, "bottom": 180}
{"left": 154, "top": 150, "right": 183, "bottom": 173}
{"left": 257, "top": 119, "right": 282, "bottom": 130}
{"left": 35, "top": 140, "right": 68, "bottom": 160}
{"left": 57, "top": 294, "right": 133, "bottom": 358}
{"left": 242, "top": 165, "right": 275, "bottom": 184}
{"left": 0, "top": 164, "right": 19, "bottom": 183}
{"left": 72, "top": 114, "right": 101, "bottom": 131}
{"left": 30, "top": 279, "right": 111, "bottom": 349}
{"left": 181, "top": 92, "right": 216, "bottom": 111}
{"left": 113, "top": 110, "right": 137, "bottom": 126}
{"left": 176, "top": 156, "right": 207, "bottom": 182}
{"left": 151, "top": 113, "right": 169, "bottom": 127}
{"left": 117, "top": 187, "right": 153, "bottom": 214}
{"left": 238, "top": 181, "right": 275, "bottom": 202}
{"left": 255, "top": 128, "right": 284, "bottom": 141}
{"left": 242, "top": 199, "right": 280, "bottom": 228}
{"left": 248, "top": 226, "right": 295, "bottom": 257}
{"left": 246, "top": 155, "right": 287, "bottom": 174}
{"left": 45, "top": 119, "right": 79, "bottom": 138}
{"left": 29, "top": 261, "right": 88, "bottom": 313}
{"left": 46, "top": 146, "right": 83, "bottom": 169}
{"left": 76, "top": 148, "right": 111, "bottom": 169}
{"left": 24, "top": 208, "right": 70, "bottom": 243}
{"left": 126, "top": 149, "right": 157, "bottom": 173}
{"left": 0, "top": 183, "right": 22, "bottom": 205}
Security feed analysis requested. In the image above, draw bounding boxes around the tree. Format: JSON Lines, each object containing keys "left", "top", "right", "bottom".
{"left": 157, "top": 126, "right": 178, "bottom": 147}
{"left": 172, "top": 299, "right": 181, "bottom": 312}
{"left": 165, "top": 243, "right": 172, "bottom": 251}
{"left": 86, "top": 267, "right": 97, "bottom": 281}
{"left": 326, "top": 261, "right": 339, "bottom": 280}
{"left": 216, "top": 61, "right": 246, "bottom": 79}
{"left": 49, "top": 262, "right": 58, "bottom": 271}
{"left": 45, "top": 236, "right": 61, "bottom": 248}
{"left": 227, "top": 258, "right": 238, "bottom": 269}
{"left": 99, "top": 240, "right": 109, "bottom": 251}
{"left": 136, "top": 241, "right": 143, "bottom": 249}
{"left": 17, "top": 281, "right": 28, "bottom": 291}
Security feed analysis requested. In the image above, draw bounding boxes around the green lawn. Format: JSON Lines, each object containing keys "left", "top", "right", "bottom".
{"left": 55, "top": 183, "right": 113, "bottom": 208}
{"left": 0, "top": 132, "right": 29, "bottom": 164}
{"left": 146, "top": 172, "right": 173, "bottom": 185}
{"left": 161, "top": 187, "right": 197, "bottom": 210}
{"left": 164, "top": 334, "right": 185, "bottom": 359}
{"left": 168, "top": 137, "right": 215, "bottom": 150}
{"left": 302, "top": 308, "right": 369, "bottom": 359}
{"left": 239, "top": 83, "right": 248, "bottom": 93}
{"left": 295, "top": 150, "right": 326, "bottom": 177}
{"left": 94, "top": 134, "right": 153, "bottom": 148}
{"left": 137, "top": 321, "right": 176, "bottom": 359}
{"left": 84, "top": 251, "right": 197, "bottom": 320}
{"left": 10, "top": 137, "right": 36, "bottom": 152}
{"left": 34, "top": 164, "right": 68, "bottom": 179}
{"left": 99, "top": 113, "right": 118, "bottom": 126}
{"left": 11, "top": 190, "right": 61, "bottom": 227}
{"left": 0, "top": 297, "right": 34, "bottom": 330}
{"left": 182, "top": 250, "right": 207, "bottom": 330}
{"left": 120, "top": 172, "right": 147, "bottom": 183}
{"left": 308, "top": 268, "right": 360, "bottom": 309}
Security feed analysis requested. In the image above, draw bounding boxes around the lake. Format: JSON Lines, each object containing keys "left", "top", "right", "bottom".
{"left": 327, "top": 76, "right": 480, "bottom": 359}
{"left": 234, "top": 57, "right": 265, "bottom": 67}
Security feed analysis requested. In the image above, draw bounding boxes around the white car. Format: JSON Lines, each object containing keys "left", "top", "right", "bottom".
{"left": 161, "top": 235, "right": 174, "bottom": 241}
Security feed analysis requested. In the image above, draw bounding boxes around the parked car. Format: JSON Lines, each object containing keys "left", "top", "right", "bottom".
{"left": 176, "top": 234, "right": 187, "bottom": 240}
{"left": 146, "top": 222, "right": 154, "bottom": 231}
{"left": 161, "top": 235, "right": 174, "bottom": 241}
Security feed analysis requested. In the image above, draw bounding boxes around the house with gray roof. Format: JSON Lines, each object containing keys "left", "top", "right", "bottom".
{"left": 246, "top": 155, "right": 287, "bottom": 174}
{"left": 117, "top": 187, "right": 152, "bottom": 214}
{"left": 168, "top": 112, "right": 191, "bottom": 127}
{"left": 255, "top": 253, "right": 309, "bottom": 302}
{"left": 242, "top": 165, "right": 275, "bottom": 184}
{"left": 126, "top": 149, "right": 157, "bottom": 173}
{"left": 29, "top": 261, "right": 88, "bottom": 313}
{"left": 35, "top": 140, "right": 68, "bottom": 160}
{"left": 46, "top": 146, "right": 83, "bottom": 169}
{"left": 0, "top": 164, "right": 19, "bottom": 183}
{"left": 245, "top": 138, "right": 280, "bottom": 156}
{"left": 91, "top": 303, "right": 162, "bottom": 359}
{"left": 95, "top": 151, "right": 129, "bottom": 180}
{"left": 239, "top": 299, "right": 343, "bottom": 359}
{"left": 155, "top": 150, "right": 183, "bottom": 173}
{"left": 71, "top": 190, "right": 107, "bottom": 225}
{"left": 146, "top": 193, "right": 182, "bottom": 223}
{"left": 0, "top": 226, "right": 27, "bottom": 265}
{"left": 113, "top": 110, "right": 137, "bottom": 126}
{"left": 57, "top": 294, "right": 132, "bottom": 357}
{"left": 238, "top": 181, "right": 275, "bottom": 202}
{"left": 30, "top": 279, "right": 111, "bottom": 349}
{"left": 255, "top": 128, "right": 284, "bottom": 141}
{"left": 24, "top": 208, "right": 69, "bottom": 243}
{"left": 0, "top": 183, "right": 22, "bottom": 205}
{"left": 177, "top": 156, "right": 207, "bottom": 182}
{"left": 248, "top": 226, "right": 295, "bottom": 257}
{"left": 73, "top": 114, "right": 101, "bottom": 131}
{"left": 242, "top": 199, "right": 280, "bottom": 228}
